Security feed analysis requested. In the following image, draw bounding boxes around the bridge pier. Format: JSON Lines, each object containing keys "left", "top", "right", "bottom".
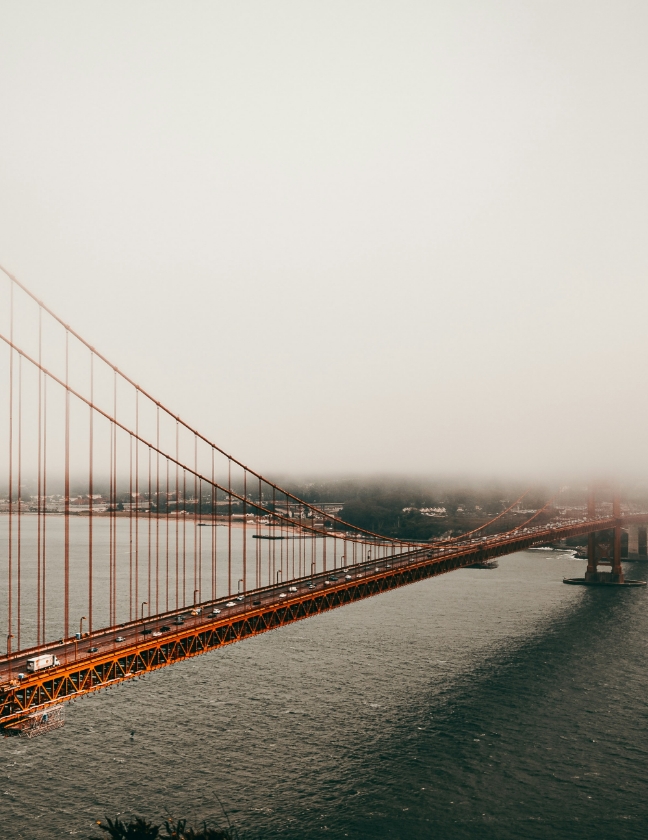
{"left": 566, "top": 488, "right": 645, "bottom": 587}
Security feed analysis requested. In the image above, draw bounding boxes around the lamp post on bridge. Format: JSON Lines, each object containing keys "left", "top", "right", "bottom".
{"left": 75, "top": 616, "right": 86, "bottom": 663}
{"left": 6, "top": 634, "right": 13, "bottom": 680}
{"left": 140, "top": 601, "right": 148, "bottom": 639}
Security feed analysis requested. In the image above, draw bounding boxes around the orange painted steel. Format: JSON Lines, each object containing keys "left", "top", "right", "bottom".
{"left": 2, "top": 513, "right": 647, "bottom": 730}
{"left": 2, "top": 268, "right": 647, "bottom": 734}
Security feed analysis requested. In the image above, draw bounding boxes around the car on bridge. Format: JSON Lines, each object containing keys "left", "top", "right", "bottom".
{"left": 115, "top": 636, "right": 126, "bottom": 642}
{"left": 225, "top": 601, "right": 236, "bottom": 607}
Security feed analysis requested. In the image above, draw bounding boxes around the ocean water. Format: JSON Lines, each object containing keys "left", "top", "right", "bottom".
{"left": 2, "top": 549, "right": 648, "bottom": 839}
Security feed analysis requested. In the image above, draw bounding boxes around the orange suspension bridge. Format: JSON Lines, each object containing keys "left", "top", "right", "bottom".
{"left": 0, "top": 268, "right": 646, "bottom": 735}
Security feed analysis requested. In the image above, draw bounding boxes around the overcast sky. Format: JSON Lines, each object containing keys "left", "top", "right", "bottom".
{"left": 1, "top": 1, "right": 647, "bottom": 481}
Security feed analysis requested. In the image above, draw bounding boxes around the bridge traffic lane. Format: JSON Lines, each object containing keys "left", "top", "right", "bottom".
{"left": 1, "top": 513, "right": 645, "bottom": 710}
{"left": 0, "top": 566, "right": 348, "bottom": 683}
{"left": 0, "top": 512, "right": 623, "bottom": 686}
{"left": 0, "top": 514, "right": 619, "bottom": 686}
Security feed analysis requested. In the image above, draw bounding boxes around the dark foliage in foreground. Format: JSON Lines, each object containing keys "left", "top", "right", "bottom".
{"left": 91, "top": 815, "right": 243, "bottom": 840}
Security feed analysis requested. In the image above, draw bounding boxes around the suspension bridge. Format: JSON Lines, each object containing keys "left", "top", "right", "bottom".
{"left": 1, "top": 267, "right": 646, "bottom": 735}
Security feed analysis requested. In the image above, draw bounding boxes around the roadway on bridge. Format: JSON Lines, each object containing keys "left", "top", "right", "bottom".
{"left": 0, "top": 515, "right": 608, "bottom": 687}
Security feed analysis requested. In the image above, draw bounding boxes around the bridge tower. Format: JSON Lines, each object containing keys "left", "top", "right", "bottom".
{"left": 585, "top": 487, "right": 598, "bottom": 580}
{"left": 584, "top": 487, "right": 624, "bottom": 584}
{"left": 564, "top": 486, "right": 645, "bottom": 587}
{"left": 612, "top": 493, "right": 624, "bottom": 584}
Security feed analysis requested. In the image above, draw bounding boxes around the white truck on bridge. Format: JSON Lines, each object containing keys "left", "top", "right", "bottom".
{"left": 26, "top": 654, "right": 60, "bottom": 673}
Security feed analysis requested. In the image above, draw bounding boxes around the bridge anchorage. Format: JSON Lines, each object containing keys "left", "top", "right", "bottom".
{"left": 564, "top": 489, "right": 647, "bottom": 587}
{"left": 2, "top": 269, "right": 648, "bottom": 736}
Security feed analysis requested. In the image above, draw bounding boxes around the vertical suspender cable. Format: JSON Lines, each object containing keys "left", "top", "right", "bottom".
{"left": 147, "top": 446, "right": 152, "bottom": 617}
{"left": 255, "top": 479, "right": 259, "bottom": 588}
{"left": 36, "top": 309, "right": 42, "bottom": 646}
{"left": 42, "top": 372, "right": 47, "bottom": 643}
{"left": 175, "top": 419, "right": 179, "bottom": 610}
{"left": 182, "top": 469, "right": 187, "bottom": 606}
{"left": 88, "top": 353, "right": 94, "bottom": 633}
{"left": 64, "top": 330, "right": 70, "bottom": 639}
{"left": 109, "top": 372, "right": 116, "bottom": 626}
{"left": 166, "top": 457, "right": 170, "bottom": 613}
{"left": 228, "top": 460, "right": 232, "bottom": 597}
{"left": 134, "top": 389, "right": 138, "bottom": 624}
{"left": 17, "top": 355, "right": 22, "bottom": 652}
{"left": 156, "top": 405, "right": 160, "bottom": 615}
{"left": 129, "top": 433, "right": 134, "bottom": 622}
{"left": 211, "top": 447, "right": 216, "bottom": 601}
{"left": 7, "top": 282, "right": 13, "bottom": 654}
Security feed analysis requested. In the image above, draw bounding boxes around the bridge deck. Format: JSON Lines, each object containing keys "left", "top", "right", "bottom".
{"left": 1, "top": 514, "right": 644, "bottom": 729}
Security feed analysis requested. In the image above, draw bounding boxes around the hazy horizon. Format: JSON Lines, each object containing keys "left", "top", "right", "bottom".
{"left": 2, "top": 2, "right": 648, "bottom": 481}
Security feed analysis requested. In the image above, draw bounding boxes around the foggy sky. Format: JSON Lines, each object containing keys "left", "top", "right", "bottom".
{"left": 1, "top": 1, "right": 648, "bottom": 481}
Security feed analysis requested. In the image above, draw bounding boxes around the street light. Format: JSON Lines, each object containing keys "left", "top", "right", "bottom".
{"left": 276, "top": 570, "right": 282, "bottom": 585}
{"left": 6, "top": 634, "right": 13, "bottom": 679}
{"left": 75, "top": 615, "right": 87, "bottom": 663}
{"left": 237, "top": 579, "right": 243, "bottom": 594}
{"left": 140, "top": 601, "right": 148, "bottom": 638}
{"left": 193, "top": 588, "right": 199, "bottom": 606}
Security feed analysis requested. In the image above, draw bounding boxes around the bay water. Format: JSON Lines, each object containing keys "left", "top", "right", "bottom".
{"left": 2, "top": 548, "right": 648, "bottom": 839}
